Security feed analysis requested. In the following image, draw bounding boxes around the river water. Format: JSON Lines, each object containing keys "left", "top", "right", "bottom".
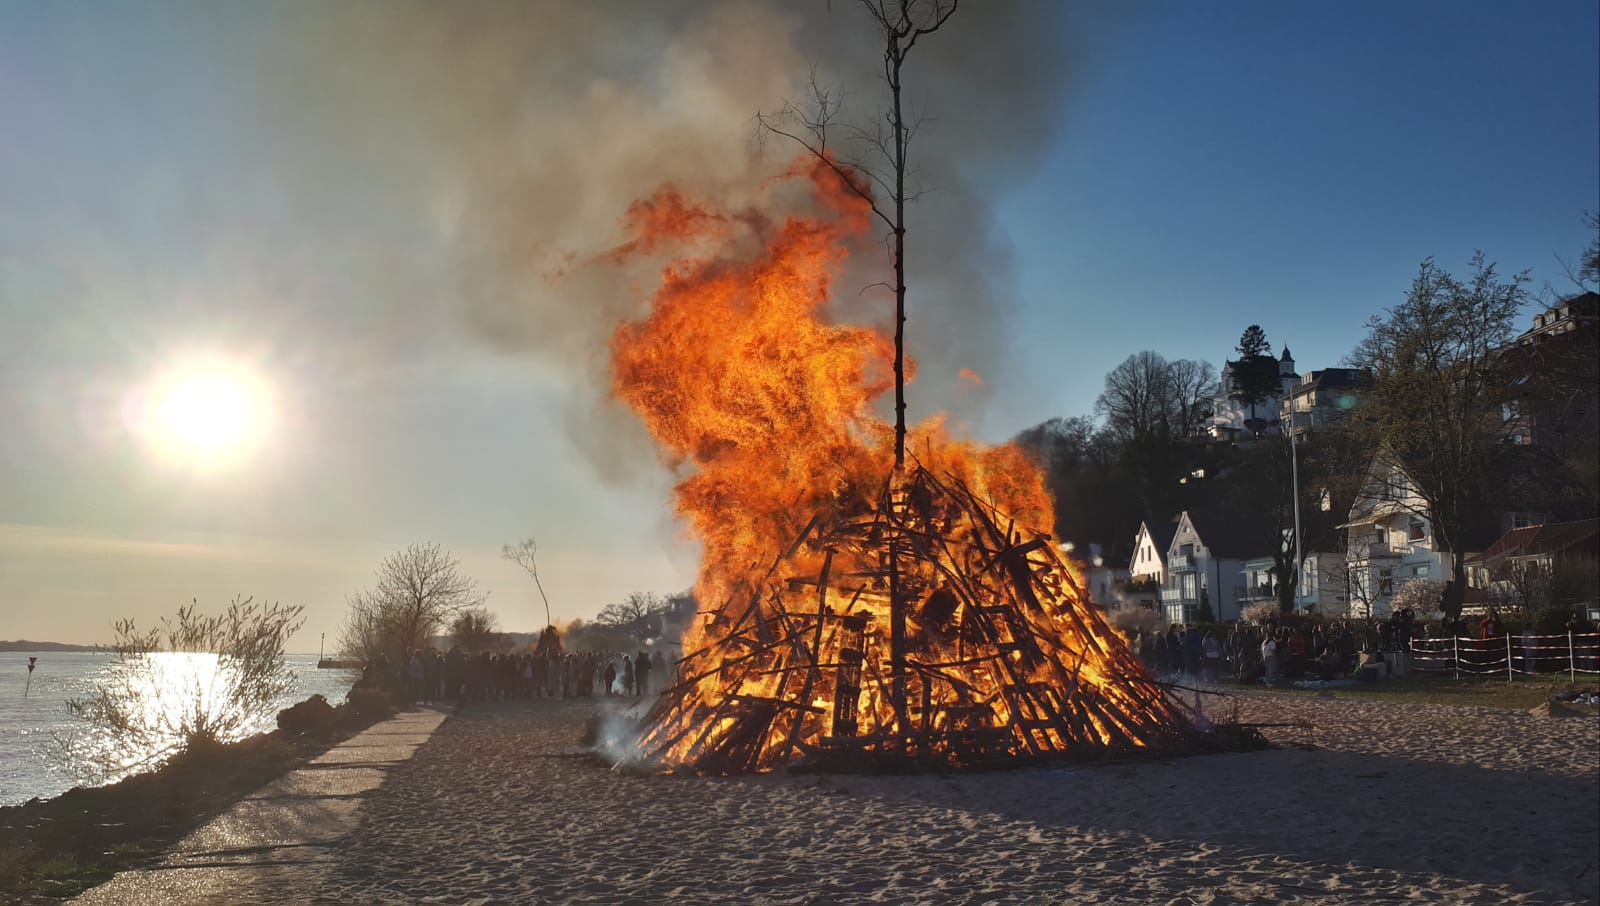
{"left": 0, "top": 651, "right": 355, "bottom": 806}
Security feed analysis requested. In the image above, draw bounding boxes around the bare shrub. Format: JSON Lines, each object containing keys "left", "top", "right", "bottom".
{"left": 1242, "top": 600, "right": 1279, "bottom": 625}
{"left": 64, "top": 597, "right": 304, "bottom": 782}
{"left": 1391, "top": 578, "right": 1445, "bottom": 618}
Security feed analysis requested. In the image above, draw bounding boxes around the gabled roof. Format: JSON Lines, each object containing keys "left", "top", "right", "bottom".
{"left": 1290, "top": 368, "right": 1367, "bottom": 394}
{"left": 1346, "top": 450, "right": 1421, "bottom": 524}
{"left": 1469, "top": 518, "right": 1600, "bottom": 567}
{"left": 1142, "top": 519, "right": 1177, "bottom": 554}
{"left": 1180, "top": 510, "right": 1265, "bottom": 560}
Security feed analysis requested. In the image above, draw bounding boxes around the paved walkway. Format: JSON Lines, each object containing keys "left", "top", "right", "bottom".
{"left": 72, "top": 706, "right": 449, "bottom": 905}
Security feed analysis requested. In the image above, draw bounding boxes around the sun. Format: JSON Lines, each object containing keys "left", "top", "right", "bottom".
{"left": 136, "top": 358, "right": 274, "bottom": 469}
{"left": 158, "top": 373, "right": 253, "bottom": 451}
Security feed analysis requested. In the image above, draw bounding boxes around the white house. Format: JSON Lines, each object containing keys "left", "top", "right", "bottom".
{"left": 1281, "top": 367, "right": 1366, "bottom": 437}
{"left": 1239, "top": 548, "right": 1348, "bottom": 617}
{"left": 1129, "top": 521, "right": 1176, "bottom": 583}
{"left": 1343, "top": 453, "right": 1457, "bottom": 618}
{"left": 1295, "top": 551, "right": 1351, "bottom": 616}
{"left": 1063, "top": 542, "right": 1128, "bottom": 611}
{"left": 1209, "top": 347, "right": 1298, "bottom": 439}
{"left": 1158, "top": 511, "right": 1262, "bottom": 623}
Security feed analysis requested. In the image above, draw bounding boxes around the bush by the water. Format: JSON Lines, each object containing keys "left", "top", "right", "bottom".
{"left": 277, "top": 694, "right": 339, "bottom": 738}
{"left": 64, "top": 597, "right": 304, "bottom": 781}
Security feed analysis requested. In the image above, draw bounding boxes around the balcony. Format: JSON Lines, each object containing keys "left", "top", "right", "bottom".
{"left": 1353, "top": 542, "right": 1401, "bottom": 560}
{"left": 1167, "top": 553, "right": 1197, "bottom": 572}
{"left": 1235, "top": 585, "right": 1276, "bottom": 603}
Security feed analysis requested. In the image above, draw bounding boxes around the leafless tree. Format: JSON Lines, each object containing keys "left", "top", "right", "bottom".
{"left": 755, "top": 0, "right": 958, "bottom": 738}
{"left": 596, "top": 591, "right": 675, "bottom": 645}
{"left": 1348, "top": 253, "right": 1529, "bottom": 618}
{"left": 1168, "top": 358, "right": 1218, "bottom": 438}
{"left": 1096, "top": 351, "right": 1207, "bottom": 445}
{"left": 757, "top": 0, "right": 958, "bottom": 471}
{"left": 340, "top": 542, "right": 484, "bottom": 665}
{"left": 450, "top": 606, "right": 508, "bottom": 653}
{"left": 502, "top": 537, "right": 554, "bottom": 630}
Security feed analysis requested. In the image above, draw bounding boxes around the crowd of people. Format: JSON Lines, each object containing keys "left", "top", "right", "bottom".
{"left": 1131, "top": 607, "right": 1600, "bottom": 684}
{"left": 1131, "top": 613, "right": 1413, "bottom": 685}
{"left": 358, "top": 646, "right": 675, "bottom": 704}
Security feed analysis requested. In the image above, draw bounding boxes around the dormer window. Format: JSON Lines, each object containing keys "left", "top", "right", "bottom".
{"left": 1407, "top": 518, "right": 1426, "bottom": 542}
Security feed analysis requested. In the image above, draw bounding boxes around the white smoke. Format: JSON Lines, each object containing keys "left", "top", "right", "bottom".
{"left": 245, "top": 0, "right": 1078, "bottom": 471}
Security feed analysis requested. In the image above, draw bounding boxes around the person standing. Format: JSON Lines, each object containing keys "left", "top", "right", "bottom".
{"left": 1261, "top": 631, "right": 1280, "bottom": 686}
{"left": 1201, "top": 631, "right": 1222, "bottom": 683}
{"left": 635, "top": 650, "right": 652, "bottom": 697}
{"left": 1182, "top": 628, "right": 1202, "bottom": 677}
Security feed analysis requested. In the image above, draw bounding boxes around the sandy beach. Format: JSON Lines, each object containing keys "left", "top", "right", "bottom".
{"left": 213, "top": 690, "right": 1597, "bottom": 906}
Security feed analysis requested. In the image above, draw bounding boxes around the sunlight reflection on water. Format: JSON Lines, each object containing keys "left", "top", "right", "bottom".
{"left": 69, "top": 651, "right": 255, "bottom": 781}
{"left": 1, "top": 652, "right": 353, "bottom": 804}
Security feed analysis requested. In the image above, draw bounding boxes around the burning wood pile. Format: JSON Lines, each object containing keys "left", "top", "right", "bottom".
{"left": 603, "top": 162, "right": 1195, "bottom": 774}
{"left": 635, "top": 465, "right": 1188, "bottom": 774}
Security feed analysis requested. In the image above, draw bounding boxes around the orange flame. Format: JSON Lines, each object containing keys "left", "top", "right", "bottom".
{"left": 608, "top": 157, "right": 1175, "bottom": 771}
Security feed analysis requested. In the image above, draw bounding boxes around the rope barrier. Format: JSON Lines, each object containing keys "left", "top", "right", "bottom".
{"left": 1408, "top": 633, "right": 1600, "bottom": 678}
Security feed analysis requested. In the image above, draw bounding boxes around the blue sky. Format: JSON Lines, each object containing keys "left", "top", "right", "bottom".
{"left": 995, "top": 0, "right": 1600, "bottom": 431}
{"left": 1, "top": 1, "right": 1595, "bottom": 647}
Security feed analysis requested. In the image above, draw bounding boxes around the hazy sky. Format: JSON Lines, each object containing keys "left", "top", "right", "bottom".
{"left": 2, "top": 1, "right": 1596, "bottom": 649}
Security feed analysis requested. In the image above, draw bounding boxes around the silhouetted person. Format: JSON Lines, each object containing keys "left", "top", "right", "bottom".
{"left": 635, "top": 650, "right": 652, "bottom": 697}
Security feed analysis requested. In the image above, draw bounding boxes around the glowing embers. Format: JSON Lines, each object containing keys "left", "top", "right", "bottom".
{"left": 635, "top": 466, "right": 1189, "bottom": 774}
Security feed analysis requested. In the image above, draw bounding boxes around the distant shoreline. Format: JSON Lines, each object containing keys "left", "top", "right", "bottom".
{"left": 2, "top": 644, "right": 331, "bottom": 656}
{"left": 0, "top": 640, "right": 100, "bottom": 653}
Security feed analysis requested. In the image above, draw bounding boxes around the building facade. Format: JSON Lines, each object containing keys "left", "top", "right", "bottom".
{"left": 1282, "top": 367, "right": 1367, "bottom": 436}
{"left": 1343, "top": 454, "right": 1456, "bottom": 618}
{"left": 1158, "top": 511, "right": 1259, "bottom": 624}
{"left": 1209, "top": 347, "right": 1298, "bottom": 439}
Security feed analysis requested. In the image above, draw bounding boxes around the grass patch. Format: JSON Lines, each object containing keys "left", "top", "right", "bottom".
{"left": 1263, "top": 674, "right": 1599, "bottom": 710}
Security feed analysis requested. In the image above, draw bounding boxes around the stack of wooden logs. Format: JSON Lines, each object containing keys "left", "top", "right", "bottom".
{"left": 636, "top": 465, "right": 1190, "bottom": 774}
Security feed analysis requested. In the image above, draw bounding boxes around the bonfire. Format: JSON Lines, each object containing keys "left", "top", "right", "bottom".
{"left": 607, "top": 160, "right": 1191, "bottom": 773}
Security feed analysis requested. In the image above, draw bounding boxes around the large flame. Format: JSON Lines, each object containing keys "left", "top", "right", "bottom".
{"left": 609, "top": 158, "right": 1178, "bottom": 772}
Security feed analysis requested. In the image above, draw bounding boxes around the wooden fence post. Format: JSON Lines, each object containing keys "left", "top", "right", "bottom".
{"left": 1453, "top": 634, "right": 1460, "bottom": 680}
{"left": 1570, "top": 631, "right": 1576, "bottom": 682}
{"left": 1505, "top": 633, "right": 1513, "bottom": 683}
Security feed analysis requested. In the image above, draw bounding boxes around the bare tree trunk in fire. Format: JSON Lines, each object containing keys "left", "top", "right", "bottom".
{"left": 756, "top": 0, "right": 959, "bottom": 745}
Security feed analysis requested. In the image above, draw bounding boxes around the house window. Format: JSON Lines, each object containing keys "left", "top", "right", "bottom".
{"left": 1407, "top": 518, "right": 1426, "bottom": 542}
{"left": 1414, "top": 565, "right": 1429, "bottom": 578}
{"left": 1378, "top": 568, "right": 1394, "bottom": 596}
{"left": 1181, "top": 574, "right": 1197, "bottom": 599}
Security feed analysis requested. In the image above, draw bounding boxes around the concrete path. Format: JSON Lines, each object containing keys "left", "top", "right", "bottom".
{"left": 72, "top": 706, "right": 449, "bottom": 905}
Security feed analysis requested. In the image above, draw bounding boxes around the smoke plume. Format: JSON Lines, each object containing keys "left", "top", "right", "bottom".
{"left": 251, "top": 0, "right": 1072, "bottom": 475}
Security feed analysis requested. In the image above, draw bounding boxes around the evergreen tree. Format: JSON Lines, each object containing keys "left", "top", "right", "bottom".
{"left": 1229, "top": 325, "right": 1281, "bottom": 429}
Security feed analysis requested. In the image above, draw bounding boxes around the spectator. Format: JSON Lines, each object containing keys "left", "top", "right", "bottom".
{"left": 1261, "top": 632, "right": 1281, "bottom": 686}
{"left": 1201, "top": 631, "right": 1222, "bottom": 683}
{"left": 1480, "top": 609, "right": 1505, "bottom": 640}
{"left": 635, "top": 650, "right": 653, "bottom": 697}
